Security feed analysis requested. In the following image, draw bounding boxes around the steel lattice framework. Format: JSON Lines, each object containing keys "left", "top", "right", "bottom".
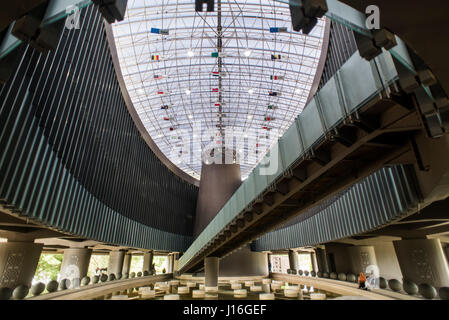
{"left": 112, "top": 0, "right": 325, "bottom": 180}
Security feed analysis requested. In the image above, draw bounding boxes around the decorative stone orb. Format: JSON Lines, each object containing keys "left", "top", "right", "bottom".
{"left": 72, "top": 278, "right": 81, "bottom": 288}
{"left": 100, "top": 274, "right": 108, "bottom": 283}
{"left": 81, "top": 277, "right": 90, "bottom": 286}
{"left": 311, "top": 271, "right": 316, "bottom": 277}
{"left": 388, "top": 279, "right": 402, "bottom": 292}
{"left": 323, "top": 272, "right": 329, "bottom": 278}
{"left": 59, "top": 279, "right": 70, "bottom": 290}
{"left": 346, "top": 274, "right": 356, "bottom": 282}
{"left": 46, "top": 280, "right": 59, "bottom": 293}
{"left": 143, "top": 271, "right": 149, "bottom": 276}
{"left": 108, "top": 274, "right": 116, "bottom": 281}
{"left": 298, "top": 270, "right": 304, "bottom": 276}
{"left": 31, "top": 282, "right": 46, "bottom": 296}
{"left": 137, "top": 272, "right": 143, "bottom": 277}
{"left": 317, "top": 271, "right": 323, "bottom": 278}
{"left": 259, "top": 293, "right": 275, "bottom": 300}
{"left": 13, "top": 285, "right": 29, "bottom": 300}
{"left": 379, "top": 277, "right": 387, "bottom": 289}
{"left": 116, "top": 273, "right": 122, "bottom": 280}
{"left": 403, "top": 280, "right": 419, "bottom": 295}
{"left": 92, "top": 275, "right": 100, "bottom": 284}
{"left": 130, "top": 272, "right": 136, "bottom": 278}
{"left": 304, "top": 270, "right": 310, "bottom": 276}
{"left": 0, "top": 287, "right": 13, "bottom": 300}
{"left": 418, "top": 283, "right": 437, "bottom": 299}
{"left": 338, "top": 273, "right": 347, "bottom": 281}
{"left": 438, "top": 287, "right": 449, "bottom": 300}
{"left": 330, "top": 272, "right": 337, "bottom": 279}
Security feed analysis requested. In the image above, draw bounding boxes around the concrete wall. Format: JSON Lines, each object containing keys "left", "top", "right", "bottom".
{"left": 373, "top": 243, "right": 403, "bottom": 280}
{"left": 215, "top": 245, "right": 269, "bottom": 277}
{"left": 324, "top": 243, "right": 353, "bottom": 274}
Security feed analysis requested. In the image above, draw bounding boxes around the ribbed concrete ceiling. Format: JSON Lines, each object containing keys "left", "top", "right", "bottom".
{"left": 112, "top": 0, "right": 325, "bottom": 180}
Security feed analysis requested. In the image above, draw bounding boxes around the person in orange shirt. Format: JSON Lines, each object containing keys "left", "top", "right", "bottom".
{"left": 358, "top": 272, "right": 367, "bottom": 290}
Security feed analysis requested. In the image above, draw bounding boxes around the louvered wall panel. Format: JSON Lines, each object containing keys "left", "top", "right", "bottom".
{"left": 252, "top": 165, "right": 421, "bottom": 251}
{"left": 0, "top": 5, "right": 197, "bottom": 251}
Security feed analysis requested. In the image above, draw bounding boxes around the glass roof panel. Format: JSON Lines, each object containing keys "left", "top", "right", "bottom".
{"left": 112, "top": 0, "right": 326, "bottom": 180}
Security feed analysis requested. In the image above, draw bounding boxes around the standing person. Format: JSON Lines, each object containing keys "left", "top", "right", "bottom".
{"left": 358, "top": 272, "right": 367, "bottom": 290}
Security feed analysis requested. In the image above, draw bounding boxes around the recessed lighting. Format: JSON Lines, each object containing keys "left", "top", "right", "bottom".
{"left": 187, "top": 50, "right": 195, "bottom": 57}
{"left": 188, "top": 114, "right": 193, "bottom": 119}
{"left": 244, "top": 49, "right": 252, "bottom": 57}
{"left": 248, "top": 115, "right": 253, "bottom": 120}
{"left": 185, "top": 89, "right": 191, "bottom": 95}
{"left": 295, "top": 88, "right": 302, "bottom": 94}
{"left": 248, "top": 89, "right": 254, "bottom": 95}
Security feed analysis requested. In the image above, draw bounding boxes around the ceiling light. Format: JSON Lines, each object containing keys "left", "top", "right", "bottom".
{"left": 244, "top": 49, "right": 252, "bottom": 57}
{"left": 295, "top": 88, "right": 302, "bottom": 94}
{"left": 188, "top": 114, "right": 193, "bottom": 119}
{"left": 185, "top": 89, "right": 191, "bottom": 95}
{"left": 248, "top": 115, "right": 253, "bottom": 120}
{"left": 248, "top": 89, "right": 254, "bottom": 95}
{"left": 187, "top": 50, "right": 195, "bottom": 57}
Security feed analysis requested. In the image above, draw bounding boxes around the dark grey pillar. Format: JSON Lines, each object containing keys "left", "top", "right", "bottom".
{"left": 108, "top": 250, "right": 126, "bottom": 276}
{"left": 315, "top": 247, "right": 329, "bottom": 273}
{"left": 288, "top": 250, "right": 298, "bottom": 274}
{"left": 143, "top": 251, "right": 154, "bottom": 274}
{"left": 194, "top": 149, "right": 242, "bottom": 238}
{"left": 59, "top": 248, "right": 92, "bottom": 287}
{"left": 205, "top": 257, "right": 219, "bottom": 288}
{"left": 122, "top": 253, "right": 132, "bottom": 275}
{"left": 394, "top": 239, "right": 449, "bottom": 288}
{"left": 0, "top": 242, "right": 43, "bottom": 289}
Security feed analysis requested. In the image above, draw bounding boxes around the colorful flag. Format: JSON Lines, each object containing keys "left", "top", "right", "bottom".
{"left": 152, "top": 55, "right": 160, "bottom": 61}
{"left": 269, "top": 91, "right": 279, "bottom": 96}
{"left": 154, "top": 75, "right": 163, "bottom": 80}
{"left": 160, "top": 29, "right": 169, "bottom": 35}
{"left": 151, "top": 28, "right": 170, "bottom": 35}
{"left": 161, "top": 105, "right": 169, "bottom": 110}
{"left": 271, "top": 54, "right": 281, "bottom": 60}
{"left": 270, "top": 27, "right": 288, "bottom": 33}
{"left": 212, "top": 52, "right": 227, "bottom": 58}
{"left": 163, "top": 117, "right": 170, "bottom": 121}
{"left": 212, "top": 88, "right": 219, "bottom": 93}
{"left": 271, "top": 75, "right": 285, "bottom": 80}
{"left": 267, "top": 105, "right": 277, "bottom": 110}
{"left": 264, "top": 116, "right": 272, "bottom": 121}
{"left": 214, "top": 102, "right": 222, "bottom": 107}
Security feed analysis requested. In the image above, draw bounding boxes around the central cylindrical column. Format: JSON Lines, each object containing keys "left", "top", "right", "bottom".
{"left": 315, "top": 247, "right": 329, "bottom": 273}
{"left": 194, "top": 148, "right": 242, "bottom": 238}
{"left": 205, "top": 257, "right": 219, "bottom": 289}
{"left": 288, "top": 250, "right": 299, "bottom": 274}
{"left": 311, "top": 252, "right": 318, "bottom": 273}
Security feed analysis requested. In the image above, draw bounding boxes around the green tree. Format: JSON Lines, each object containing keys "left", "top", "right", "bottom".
{"left": 33, "top": 254, "right": 63, "bottom": 283}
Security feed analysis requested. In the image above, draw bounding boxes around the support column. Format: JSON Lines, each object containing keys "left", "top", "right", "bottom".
{"left": 167, "top": 255, "right": 174, "bottom": 274}
{"left": 315, "top": 247, "right": 329, "bottom": 273}
{"left": 122, "top": 253, "right": 132, "bottom": 276}
{"left": 143, "top": 251, "right": 154, "bottom": 275}
{"left": 107, "top": 250, "right": 126, "bottom": 278}
{"left": 0, "top": 241, "right": 43, "bottom": 289}
{"left": 288, "top": 250, "right": 298, "bottom": 274}
{"left": 173, "top": 253, "right": 180, "bottom": 273}
{"left": 311, "top": 252, "right": 318, "bottom": 273}
{"left": 205, "top": 257, "right": 219, "bottom": 290}
{"left": 394, "top": 239, "right": 449, "bottom": 288}
{"left": 347, "top": 246, "right": 378, "bottom": 275}
{"left": 59, "top": 248, "right": 92, "bottom": 288}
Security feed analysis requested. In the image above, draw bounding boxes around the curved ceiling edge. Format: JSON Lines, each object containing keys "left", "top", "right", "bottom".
{"left": 104, "top": 21, "right": 200, "bottom": 187}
